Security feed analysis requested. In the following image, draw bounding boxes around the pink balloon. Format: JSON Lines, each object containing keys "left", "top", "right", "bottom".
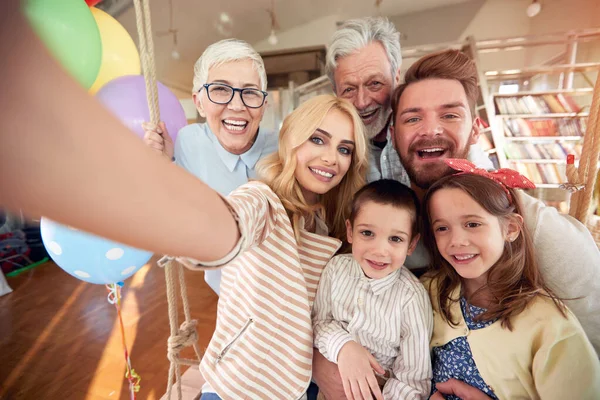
{"left": 96, "top": 75, "right": 186, "bottom": 143}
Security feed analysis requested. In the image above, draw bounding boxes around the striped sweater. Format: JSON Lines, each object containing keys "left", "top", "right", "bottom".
{"left": 313, "top": 254, "right": 433, "bottom": 399}
{"left": 179, "top": 181, "right": 341, "bottom": 399}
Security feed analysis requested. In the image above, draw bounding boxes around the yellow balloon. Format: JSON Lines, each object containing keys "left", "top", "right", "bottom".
{"left": 89, "top": 7, "right": 141, "bottom": 94}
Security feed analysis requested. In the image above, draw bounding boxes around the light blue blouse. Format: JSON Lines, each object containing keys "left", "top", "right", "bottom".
{"left": 174, "top": 123, "right": 278, "bottom": 294}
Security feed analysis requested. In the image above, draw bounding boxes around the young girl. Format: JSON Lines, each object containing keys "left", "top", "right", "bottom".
{"left": 421, "top": 159, "right": 600, "bottom": 400}
{"left": 167, "top": 94, "right": 368, "bottom": 400}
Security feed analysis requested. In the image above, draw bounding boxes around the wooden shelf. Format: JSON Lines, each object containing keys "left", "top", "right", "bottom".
{"left": 493, "top": 88, "right": 594, "bottom": 97}
{"left": 497, "top": 113, "right": 589, "bottom": 118}
{"left": 485, "top": 63, "right": 600, "bottom": 80}
{"left": 508, "top": 159, "right": 566, "bottom": 164}
{"left": 504, "top": 136, "right": 583, "bottom": 142}
{"left": 533, "top": 183, "right": 563, "bottom": 189}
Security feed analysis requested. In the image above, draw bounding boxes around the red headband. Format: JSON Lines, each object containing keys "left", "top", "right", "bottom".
{"left": 444, "top": 159, "right": 536, "bottom": 201}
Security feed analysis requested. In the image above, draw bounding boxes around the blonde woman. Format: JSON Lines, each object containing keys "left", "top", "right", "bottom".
{"left": 2, "top": 11, "right": 365, "bottom": 399}
{"left": 156, "top": 94, "right": 369, "bottom": 400}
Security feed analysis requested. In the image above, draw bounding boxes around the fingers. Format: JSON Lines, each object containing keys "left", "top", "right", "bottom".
{"left": 436, "top": 379, "right": 492, "bottom": 400}
{"left": 143, "top": 131, "right": 164, "bottom": 153}
{"left": 142, "top": 122, "right": 166, "bottom": 154}
{"left": 141, "top": 121, "right": 162, "bottom": 135}
{"left": 366, "top": 374, "right": 383, "bottom": 400}
{"left": 357, "top": 377, "right": 373, "bottom": 400}
{"left": 342, "top": 379, "right": 354, "bottom": 400}
{"left": 157, "top": 121, "right": 173, "bottom": 143}
{"left": 367, "top": 353, "right": 385, "bottom": 375}
{"left": 430, "top": 391, "right": 445, "bottom": 400}
{"left": 349, "top": 379, "right": 363, "bottom": 400}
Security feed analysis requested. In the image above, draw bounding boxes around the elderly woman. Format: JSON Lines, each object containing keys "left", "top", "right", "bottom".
{"left": 143, "top": 39, "right": 277, "bottom": 295}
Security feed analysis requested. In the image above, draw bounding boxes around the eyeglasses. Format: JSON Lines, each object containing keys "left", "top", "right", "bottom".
{"left": 202, "top": 83, "right": 268, "bottom": 109}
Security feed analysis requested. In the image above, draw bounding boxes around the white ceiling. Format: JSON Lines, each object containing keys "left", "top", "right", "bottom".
{"left": 115, "top": 0, "right": 474, "bottom": 94}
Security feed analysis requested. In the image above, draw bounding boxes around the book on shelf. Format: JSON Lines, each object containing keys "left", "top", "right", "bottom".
{"left": 504, "top": 142, "right": 582, "bottom": 160}
{"left": 503, "top": 117, "right": 586, "bottom": 137}
{"left": 494, "top": 93, "right": 583, "bottom": 115}
{"left": 478, "top": 132, "right": 494, "bottom": 151}
{"left": 510, "top": 161, "right": 566, "bottom": 185}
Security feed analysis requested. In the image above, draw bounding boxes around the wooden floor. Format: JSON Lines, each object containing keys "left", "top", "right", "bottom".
{"left": 0, "top": 259, "right": 218, "bottom": 400}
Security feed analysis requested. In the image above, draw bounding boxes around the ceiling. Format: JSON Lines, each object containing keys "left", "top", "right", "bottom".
{"left": 112, "top": 0, "right": 474, "bottom": 94}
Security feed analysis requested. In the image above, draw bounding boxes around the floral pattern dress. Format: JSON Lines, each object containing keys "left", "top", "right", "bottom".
{"left": 431, "top": 297, "right": 498, "bottom": 400}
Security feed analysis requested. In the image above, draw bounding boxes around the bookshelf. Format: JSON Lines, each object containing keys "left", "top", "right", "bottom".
{"left": 401, "top": 29, "right": 600, "bottom": 212}
{"left": 489, "top": 88, "right": 593, "bottom": 187}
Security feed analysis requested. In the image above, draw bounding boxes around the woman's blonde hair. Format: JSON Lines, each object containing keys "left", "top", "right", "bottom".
{"left": 257, "top": 94, "right": 368, "bottom": 242}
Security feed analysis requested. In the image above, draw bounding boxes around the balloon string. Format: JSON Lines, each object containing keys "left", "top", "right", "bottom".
{"left": 106, "top": 283, "right": 141, "bottom": 399}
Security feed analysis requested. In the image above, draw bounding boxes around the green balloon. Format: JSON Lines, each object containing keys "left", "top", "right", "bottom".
{"left": 24, "top": 0, "right": 102, "bottom": 89}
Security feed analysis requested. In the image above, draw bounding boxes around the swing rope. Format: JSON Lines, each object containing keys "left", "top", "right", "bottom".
{"left": 131, "top": 1, "right": 203, "bottom": 399}
{"left": 565, "top": 71, "right": 600, "bottom": 243}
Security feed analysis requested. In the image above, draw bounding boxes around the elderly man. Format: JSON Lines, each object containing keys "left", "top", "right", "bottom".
{"left": 142, "top": 38, "right": 277, "bottom": 295}
{"left": 314, "top": 47, "right": 600, "bottom": 400}
{"left": 325, "top": 17, "right": 491, "bottom": 185}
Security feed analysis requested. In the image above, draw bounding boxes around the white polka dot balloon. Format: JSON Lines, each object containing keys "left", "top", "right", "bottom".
{"left": 40, "top": 217, "right": 152, "bottom": 284}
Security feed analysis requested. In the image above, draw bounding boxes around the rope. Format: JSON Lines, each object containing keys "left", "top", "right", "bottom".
{"left": 132, "top": 0, "right": 160, "bottom": 124}
{"left": 163, "top": 259, "right": 204, "bottom": 400}
{"left": 566, "top": 74, "right": 600, "bottom": 225}
{"left": 131, "top": 1, "right": 202, "bottom": 399}
{"left": 574, "top": 76, "right": 600, "bottom": 223}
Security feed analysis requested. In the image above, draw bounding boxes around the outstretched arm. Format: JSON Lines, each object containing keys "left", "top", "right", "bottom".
{"left": 0, "top": 2, "right": 238, "bottom": 262}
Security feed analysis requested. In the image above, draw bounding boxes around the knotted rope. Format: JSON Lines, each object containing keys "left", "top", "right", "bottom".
{"left": 565, "top": 72, "right": 600, "bottom": 226}
{"left": 131, "top": 1, "right": 202, "bottom": 399}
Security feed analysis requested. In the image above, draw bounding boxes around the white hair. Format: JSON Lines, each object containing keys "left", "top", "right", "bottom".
{"left": 192, "top": 38, "right": 267, "bottom": 93}
{"left": 326, "top": 17, "right": 402, "bottom": 92}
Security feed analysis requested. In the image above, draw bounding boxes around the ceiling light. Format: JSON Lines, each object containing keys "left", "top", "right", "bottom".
{"left": 268, "top": 29, "right": 278, "bottom": 46}
{"left": 219, "top": 12, "right": 231, "bottom": 24}
{"left": 526, "top": 0, "right": 542, "bottom": 17}
{"left": 266, "top": 0, "right": 279, "bottom": 46}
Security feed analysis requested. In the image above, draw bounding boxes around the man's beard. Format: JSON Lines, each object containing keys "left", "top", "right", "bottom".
{"left": 363, "top": 107, "right": 392, "bottom": 140}
{"left": 401, "top": 137, "right": 470, "bottom": 190}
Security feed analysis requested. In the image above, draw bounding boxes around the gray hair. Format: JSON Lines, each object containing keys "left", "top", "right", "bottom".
{"left": 326, "top": 17, "right": 401, "bottom": 92}
{"left": 192, "top": 38, "right": 267, "bottom": 93}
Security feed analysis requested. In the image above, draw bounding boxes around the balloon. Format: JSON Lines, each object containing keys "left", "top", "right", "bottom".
{"left": 86, "top": 0, "right": 103, "bottom": 5}
{"left": 24, "top": 0, "right": 102, "bottom": 89}
{"left": 88, "top": 7, "right": 141, "bottom": 95}
{"left": 96, "top": 75, "right": 186, "bottom": 143}
{"left": 40, "top": 218, "right": 152, "bottom": 285}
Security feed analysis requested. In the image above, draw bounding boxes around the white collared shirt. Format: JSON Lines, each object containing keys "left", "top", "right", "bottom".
{"left": 174, "top": 123, "right": 278, "bottom": 294}
{"left": 313, "top": 254, "right": 433, "bottom": 399}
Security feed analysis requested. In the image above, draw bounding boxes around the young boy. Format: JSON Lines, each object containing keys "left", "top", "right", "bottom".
{"left": 312, "top": 179, "right": 433, "bottom": 400}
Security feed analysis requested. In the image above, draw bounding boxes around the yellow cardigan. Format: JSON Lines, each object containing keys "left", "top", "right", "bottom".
{"left": 422, "top": 277, "right": 600, "bottom": 400}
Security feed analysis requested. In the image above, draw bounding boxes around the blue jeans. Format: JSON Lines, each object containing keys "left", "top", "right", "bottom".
{"left": 306, "top": 381, "right": 319, "bottom": 400}
{"left": 200, "top": 382, "right": 319, "bottom": 400}
{"left": 200, "top": 394, "right": 222, "bottom": 400}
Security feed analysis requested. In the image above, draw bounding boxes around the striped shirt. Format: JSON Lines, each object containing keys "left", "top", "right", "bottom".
{"left": 367, "top": 125, "right": 410, "bottom": 185}
{"left": 178, "top": 181, "right": 341, "bottom": 399}
{"left": 312, "top": 254, "right": 433, "bottom": 400}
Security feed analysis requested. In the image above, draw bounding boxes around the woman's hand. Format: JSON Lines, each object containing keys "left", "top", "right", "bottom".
{"left": 142, "top": 121, "right": 174, "bottom": 160}
{"left": 337, "top": 341, "right": 385, "bottom": 400}
{"left": 430, "top": 379, "right": 494, "bottom": 400}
